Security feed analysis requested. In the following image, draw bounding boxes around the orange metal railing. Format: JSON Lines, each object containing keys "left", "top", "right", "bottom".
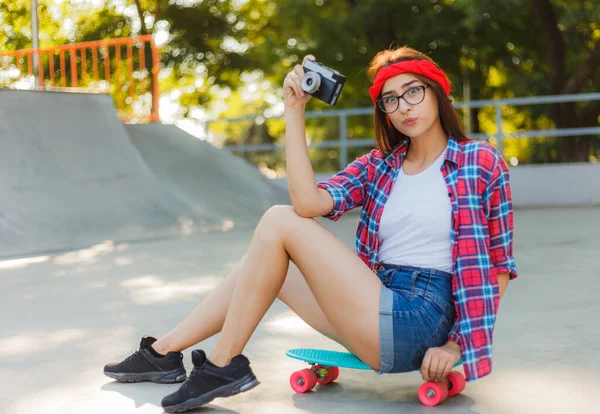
{"left": 0, "top": 35, "right": 160, "bottom": 122}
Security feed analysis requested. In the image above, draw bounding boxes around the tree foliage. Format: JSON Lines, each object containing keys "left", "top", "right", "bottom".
{"left": 1, "top": 0, "right": 598, "bottom": 166}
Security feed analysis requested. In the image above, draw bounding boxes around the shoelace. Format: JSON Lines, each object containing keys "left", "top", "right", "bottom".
{"left": 124, "top": 350, "right": 141, "bottom": 362}
{"left": 180, "top": 368, "right": 202, "bottom": 389}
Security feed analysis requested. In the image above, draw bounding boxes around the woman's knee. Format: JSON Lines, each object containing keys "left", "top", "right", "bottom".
{"left": 262, "top": 205, "right": 297, "bottom": 223}
{"left": 256, "top": 205, "right": 302, "bottom": 238}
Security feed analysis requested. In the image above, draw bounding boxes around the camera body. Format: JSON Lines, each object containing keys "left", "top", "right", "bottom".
{"left": 301, "top": 60, "right": 346, "bottom": 106}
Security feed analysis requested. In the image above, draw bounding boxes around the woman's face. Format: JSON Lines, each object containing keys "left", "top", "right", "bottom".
{"left": 380, "top": 73, "right": 440, "bottom": 139}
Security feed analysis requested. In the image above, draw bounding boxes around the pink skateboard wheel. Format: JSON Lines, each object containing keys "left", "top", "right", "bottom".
{"left": 290, "top": 368, "right": 317, "bottom": 393}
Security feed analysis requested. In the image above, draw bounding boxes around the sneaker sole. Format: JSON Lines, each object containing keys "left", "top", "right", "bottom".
{"left": 104, "top": 368, "right": 187, "bottom": 384}
{"left": 163, "top": 373, "right": 260, "bottom": 413}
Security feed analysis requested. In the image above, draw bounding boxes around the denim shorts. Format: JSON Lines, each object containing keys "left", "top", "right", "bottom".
{"left": 375, "top": 263, "right": 456, "bottom": 374}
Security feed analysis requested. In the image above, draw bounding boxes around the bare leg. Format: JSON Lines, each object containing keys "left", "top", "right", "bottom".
{"left": 209, "top": 205, "right": 382, "bottom": 370}
{"left": 153, "top": 255, "right": 343, "bottom": 355}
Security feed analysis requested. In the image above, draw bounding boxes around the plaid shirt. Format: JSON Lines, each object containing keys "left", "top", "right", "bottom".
{"left": 316, "top": 135, "right": 517, "bottom": 382}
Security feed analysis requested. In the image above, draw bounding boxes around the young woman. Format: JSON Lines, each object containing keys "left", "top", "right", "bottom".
{"left": 104, "top": 46, "right": 517, "bottom": 413}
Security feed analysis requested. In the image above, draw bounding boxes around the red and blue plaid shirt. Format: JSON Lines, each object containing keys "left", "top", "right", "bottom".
{"left": 317, "top": 135, "right": 517, "bottom": 382}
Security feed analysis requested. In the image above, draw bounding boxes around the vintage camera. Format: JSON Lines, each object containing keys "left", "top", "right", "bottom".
{"left": 301, "top": 60, "right": 346, "bottom": 106}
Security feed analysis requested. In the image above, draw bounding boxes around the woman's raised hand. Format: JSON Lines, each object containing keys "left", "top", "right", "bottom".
{"left": 283, "top": 55, "right": 316, "bottom": 109}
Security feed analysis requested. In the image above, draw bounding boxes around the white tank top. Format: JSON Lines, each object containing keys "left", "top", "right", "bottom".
{"left": 377, "top": 148, "right": 453, "bottom": 273}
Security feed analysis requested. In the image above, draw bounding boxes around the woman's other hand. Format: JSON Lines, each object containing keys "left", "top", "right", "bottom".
{"left": 420, "top": 340, "right": 461, "bottom": 383}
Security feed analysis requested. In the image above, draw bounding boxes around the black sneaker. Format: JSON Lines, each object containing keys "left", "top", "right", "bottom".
{"left": 104, "top": 336, "right": 187, "bottom": 383}
{"left": 161, "top": 349, "right": 260, "bottom": 413}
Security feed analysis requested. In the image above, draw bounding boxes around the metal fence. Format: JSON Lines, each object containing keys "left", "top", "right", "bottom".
{"left": 0, "top": 35, "right": 160, "bottom": 122}
{"left": 206, "top": 92, "right": 600, "bottom": 170}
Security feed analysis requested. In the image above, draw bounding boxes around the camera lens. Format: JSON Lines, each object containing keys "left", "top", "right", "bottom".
{"left": 301, "top": 72, "right": 321, "bottom": 94}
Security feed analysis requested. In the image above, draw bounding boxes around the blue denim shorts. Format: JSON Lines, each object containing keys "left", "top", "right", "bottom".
{"left": 375, "top": 263, "right": 456, "bottom": 374}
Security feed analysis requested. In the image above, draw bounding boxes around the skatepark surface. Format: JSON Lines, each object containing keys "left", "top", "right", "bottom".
{"left": 2, "top": 207, "right": 600, "bottom": 414}
{"left": 1, "top": 90, "right": 599, "bottom": 414}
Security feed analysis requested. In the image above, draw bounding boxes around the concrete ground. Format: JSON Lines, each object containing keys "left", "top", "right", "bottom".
{"left": 2, "top": 207, "right": 600, "bottom": 414}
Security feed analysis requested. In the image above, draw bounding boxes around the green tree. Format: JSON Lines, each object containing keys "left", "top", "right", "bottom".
{"left": 1, "top": 0, "right": 598, "bottom": 165}
{"left": 237, "top": 0, "right": 599, "bottom": 163}
{"left": 530, "top": 0, "right": 600, "bottom": 162}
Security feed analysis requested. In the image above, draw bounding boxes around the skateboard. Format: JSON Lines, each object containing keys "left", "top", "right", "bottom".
{"left": 286, "top": 348, "right": 466, "bottom": 407}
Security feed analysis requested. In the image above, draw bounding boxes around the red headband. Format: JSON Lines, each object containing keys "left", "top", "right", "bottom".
{"left": 369, "top": 60, "right": 451, "bottom": 103}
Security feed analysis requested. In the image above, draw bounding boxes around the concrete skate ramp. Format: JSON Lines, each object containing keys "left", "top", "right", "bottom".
{"left": 126, "top": 124, "right": 290, "bottom": 224}
{"left": 0, "top": 90, "right": 287, "bottom": 258}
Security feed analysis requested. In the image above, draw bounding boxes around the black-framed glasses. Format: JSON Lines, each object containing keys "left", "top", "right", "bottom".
{"left": 376, "top": 85, "right": 429, "bottom": 114}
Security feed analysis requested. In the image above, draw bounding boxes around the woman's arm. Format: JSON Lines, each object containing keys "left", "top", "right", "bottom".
{"left": 283, "top": 56, "right": 371, "bottom": 220}
{"left": 485, "top": 154, "right": 518, "bottom": 280}
{"left": 443, "top": 154, "right": 515, "bottom": 349}
{"left": 282, "top": 56, "right": 335, "bottom": 218}
{"left": 285, "top": 107, "right": 334, "bottom": 217}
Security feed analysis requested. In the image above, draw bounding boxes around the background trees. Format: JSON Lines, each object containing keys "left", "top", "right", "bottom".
{"left": 1, "top": 0, "right": 598, "bottom": 169}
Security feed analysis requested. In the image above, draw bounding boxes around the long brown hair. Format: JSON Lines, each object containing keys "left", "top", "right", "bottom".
{"left": 367, "top": 46, "right": 468, "bottom": 154}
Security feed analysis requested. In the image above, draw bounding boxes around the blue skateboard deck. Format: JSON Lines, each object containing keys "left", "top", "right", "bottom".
{"left": 286, "top": 348, "right": 371, "bottom": 370}
{"left": 286, "top": 348, "right": 463, "bottom": 372}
